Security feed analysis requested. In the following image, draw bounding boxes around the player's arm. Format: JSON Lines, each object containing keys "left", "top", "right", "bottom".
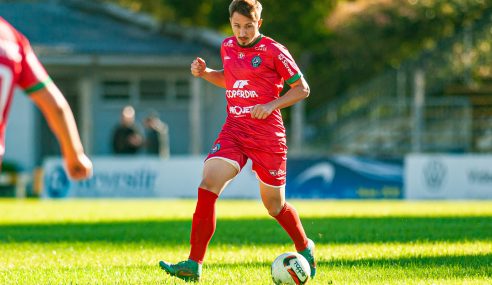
{"left": 190, "top": 57, "right": 225, "bottom": 88}
{"left": 29, "top": 82, "right": 93, "bottom": 180}
{"left": 14, "top": 25, "right": 91, "bottom": 179}
{"left": 250, "top": 76, "right": 310, "bottom": 120}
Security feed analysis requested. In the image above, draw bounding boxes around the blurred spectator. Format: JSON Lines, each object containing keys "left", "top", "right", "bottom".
{"left": 143, "top": 111, "right": 170, "bottom": 158}
{"left": 112, "top": 105, "right": 143, "bottom": 154}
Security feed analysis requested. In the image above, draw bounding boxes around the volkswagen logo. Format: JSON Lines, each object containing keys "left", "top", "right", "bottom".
{"left": 423, "top": 160, "right": 446, "bottom": 191}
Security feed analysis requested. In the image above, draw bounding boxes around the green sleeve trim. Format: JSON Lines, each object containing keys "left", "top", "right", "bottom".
{"left": 286, "top": 73, "right": 301, "bottom": 85}
{"left": 24, "top": 78, "right": 53, "bottom": 94}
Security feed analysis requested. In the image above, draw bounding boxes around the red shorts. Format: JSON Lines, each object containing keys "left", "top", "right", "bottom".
{"left": 205, "top": 132, "right": 287, "bottom": 187}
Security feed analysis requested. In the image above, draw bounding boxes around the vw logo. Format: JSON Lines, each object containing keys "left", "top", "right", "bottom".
{"left": 423, "top": 160, "right": 446, "bottom": 191}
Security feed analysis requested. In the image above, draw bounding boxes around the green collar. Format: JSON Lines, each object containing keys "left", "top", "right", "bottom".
{"left": 237, "top": 34, "right": 263, "bottom": 48}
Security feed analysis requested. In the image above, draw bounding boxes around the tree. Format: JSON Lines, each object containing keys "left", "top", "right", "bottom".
{"left": 103, "top": 0, "right": 492, "bottom": 113}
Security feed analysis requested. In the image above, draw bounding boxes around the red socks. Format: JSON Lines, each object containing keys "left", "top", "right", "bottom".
{"left": 188, "top": 190, "right": 307, "bottom": 262}
{"left": 274, "top": 202, "right": 309, "bottom": 251}
{"left": 188, "top": 188, "right": 218, "bottom": 264}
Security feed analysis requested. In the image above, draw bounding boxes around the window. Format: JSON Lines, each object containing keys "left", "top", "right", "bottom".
{"left": 140, "top": 80, "right": 167, "bottom": 101}
{"left": 175, "top": 79, "right": 190, "bottom": 101}
{"left": 102, "top": 80, "right": 130, "bottom": 101}
{"left": 101, "top": 77, "right": 191, "bottom": 104}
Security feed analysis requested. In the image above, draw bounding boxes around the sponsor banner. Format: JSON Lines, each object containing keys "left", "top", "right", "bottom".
{"left": 286, "top": 156, "right": 403, "bottom": 199}
{"left": 405, "top": 154, "right": 492, "bottom": 199}
{"left": 42, "top": 156, "right": 259, "bottom": 199}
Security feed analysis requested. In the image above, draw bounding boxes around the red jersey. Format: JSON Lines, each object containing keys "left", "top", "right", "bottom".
{"left": 220, "top": 35, "right": 302, "bottom": 152}
{"left": 0, "top": 17, "right": 50, "bottom": 155}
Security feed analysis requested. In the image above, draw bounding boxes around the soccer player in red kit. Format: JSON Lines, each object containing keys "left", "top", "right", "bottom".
{"left": 159, "top": 0, "right": 316, "bottom": 282}
{"left": 0, "top": 17, "right": 92, "bottom": 180}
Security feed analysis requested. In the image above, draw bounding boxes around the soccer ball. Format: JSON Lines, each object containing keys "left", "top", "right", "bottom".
{"left": 271, "top": 252, "right": 311, "bottom": 285}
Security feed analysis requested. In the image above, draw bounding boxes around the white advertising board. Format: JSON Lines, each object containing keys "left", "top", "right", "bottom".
{"left": 42, "top": 156, "right": 260, "bottom": 199}
{"left": 405, "top": 154, "right": 492, "bottom": 199}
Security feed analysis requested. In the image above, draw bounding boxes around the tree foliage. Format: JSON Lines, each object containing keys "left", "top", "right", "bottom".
{"left": 326, "top": 0, "right": 491, "bottom": 87}
{"left": 103, "top": 0, "right": 492, "bottom": 111}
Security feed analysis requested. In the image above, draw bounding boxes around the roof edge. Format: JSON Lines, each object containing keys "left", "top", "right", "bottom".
{"left": 161, "top": 23, "right": 225, "bottom": 49}
{"left": 65, "top": 0, "right": 159, "bottom": 32}
{"left": 65, "top": 0, "right": 224, "bottom": 48}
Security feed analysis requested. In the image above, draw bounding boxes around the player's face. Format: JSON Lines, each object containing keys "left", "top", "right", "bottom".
{"left": 230, "top": 12, "right": 262, "bottom": 46}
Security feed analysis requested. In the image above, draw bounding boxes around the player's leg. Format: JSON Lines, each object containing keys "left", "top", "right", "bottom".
{"left": 199, "top": 157, "right": 239, "bottom": 195}
{"left": 189, "top": 158, "right": 238, "bottom": 262}
{"left": 259, "top": 183, "right": 308, "bottom": 250}
{"left": 159, "top": 157, "right": 240, "bottom": 282}
{"left": 249, "top": 144, "right": 317, "bottom": 279}
{"left": 259, "top": 182, "right": 316, "bottom": 278}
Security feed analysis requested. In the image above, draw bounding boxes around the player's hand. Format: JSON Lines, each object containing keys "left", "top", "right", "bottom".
{"left": 250, "top": 103, "right": 275, "bottom": 119}
{"left": 65, "top": 153, "right": 93, "bottom": 180}
{"left": 191, "top": 57, "right": 207, "bottom": 77}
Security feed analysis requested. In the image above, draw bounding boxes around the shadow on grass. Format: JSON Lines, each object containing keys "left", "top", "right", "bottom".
{"left": 212, "top": 254, "right": 492, "bottom": 280}
{"left": 0, "top": 216, "right": 490, "bottom": 244}
{"left": 323, "top": 253, "right": 492, "bottom": 271}
{"left": 214, "top": 253, "right": 492, "bottom": 274}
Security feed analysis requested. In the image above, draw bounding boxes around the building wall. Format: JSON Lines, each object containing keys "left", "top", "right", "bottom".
{"left": 4, "top": 90, "right": 37, "bottom": 170}
{"left": 94, "top": 99, "right": 193, "bottom": 155}
{"left": 89, "top": 66, "right": 224, "bottom": 156}
{"left": 4, "top": 62, "right": 226, "bottom": 171}
{"left": 202, "top": 82, "right": 227, "bottom": 152}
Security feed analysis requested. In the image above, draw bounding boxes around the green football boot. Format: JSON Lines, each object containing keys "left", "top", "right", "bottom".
{"left": 298, "top": 238, "right": 316, "bottom": 278}
{"left": 159, "top": 259, "right": 202, "bottom": 282}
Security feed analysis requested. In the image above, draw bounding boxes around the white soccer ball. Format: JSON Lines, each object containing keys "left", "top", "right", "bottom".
{"left": 271, "top": 252, "right": 311, "bottom": 285}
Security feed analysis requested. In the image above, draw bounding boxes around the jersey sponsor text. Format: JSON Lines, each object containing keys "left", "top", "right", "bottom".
{"left": 233, "top": 80, "right": 249, "bottom": 88}
{"left": 226, "top": 89, "right": 258, "bottom": 99}
{"left": 227, "top": 80, "right": 258, "bottom": 99}
{"left": 278, "top": 54, "right": 295, "bottom": 76}
{"left": 228, "top": 105, "right": 253, "bottom": 117}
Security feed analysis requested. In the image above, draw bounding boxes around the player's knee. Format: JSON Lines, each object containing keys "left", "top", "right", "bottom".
{"left": 266, "top": 204, "right": 283, "bottom": 217}
{"left": 199, "top": 176, "right": 220, "bottom": 192}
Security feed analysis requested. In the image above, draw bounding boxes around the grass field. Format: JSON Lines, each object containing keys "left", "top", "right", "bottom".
{"left": 0, "top": 199, "right": 491, "bottom": 284}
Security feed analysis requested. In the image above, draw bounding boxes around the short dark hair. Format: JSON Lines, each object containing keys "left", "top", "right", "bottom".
{"left": 229, "top": 0, "right": 262, "bottom": 21}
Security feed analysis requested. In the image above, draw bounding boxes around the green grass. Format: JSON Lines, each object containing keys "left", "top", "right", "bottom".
{"left": 0, "top": 199, "right": 491, "bottom": 284}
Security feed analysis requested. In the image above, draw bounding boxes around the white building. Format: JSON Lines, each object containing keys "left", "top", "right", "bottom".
{"left": 1, "top": 0, "right": 226, "bottom": 171}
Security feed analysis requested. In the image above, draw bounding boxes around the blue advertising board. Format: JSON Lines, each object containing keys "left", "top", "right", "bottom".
{"left": 42, "top": 156, "right": 402, "bottom": 199}
{"left": 286, "top": 156, "right": 403, "bottom": 199}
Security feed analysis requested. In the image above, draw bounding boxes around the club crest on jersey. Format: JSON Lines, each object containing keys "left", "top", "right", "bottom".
{"left": 238, "top": 52, "right": 245, "bottom": 59}
{"left": 251, "top": 56, "right": 262, "bottom": 68}
{"left": 210, "top": 143, "right": 221, "bottom": 154}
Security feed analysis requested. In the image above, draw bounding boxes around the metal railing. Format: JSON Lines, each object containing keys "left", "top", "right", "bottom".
{"left": 306, "top": 9, "right": 492, "bottom": 157}
{"left": 309, "top": 97, "right": 471, "bottom": 156}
